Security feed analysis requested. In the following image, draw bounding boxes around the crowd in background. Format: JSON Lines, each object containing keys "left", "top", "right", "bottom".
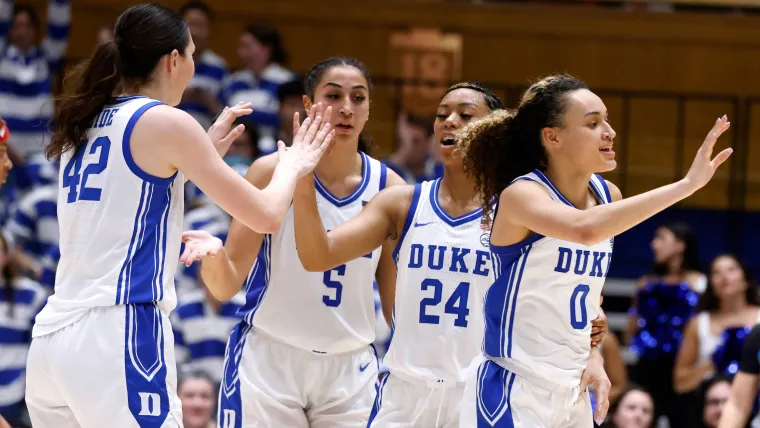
{"left": 0, "top": 1, "right": 759, "bottom": 428}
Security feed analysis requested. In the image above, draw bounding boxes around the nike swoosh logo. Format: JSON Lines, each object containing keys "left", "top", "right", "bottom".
{"left": 359, "top": 362, "right": 372, "bottom": 372}
{"left": 414, "top": 221, "right": 434, "bottom": 228}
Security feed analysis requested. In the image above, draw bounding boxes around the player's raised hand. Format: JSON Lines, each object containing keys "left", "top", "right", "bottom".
{"left": 683, "top": 115, "right": 732, "bottom": 192}
{"left": 277, "top": 102, "right": 335, "bottom": 178}
{"left": 180, "top": 230, "right": 224, "bottom": 267}
{"left": 207, "top": 102, "right": 254, "bottom": 156}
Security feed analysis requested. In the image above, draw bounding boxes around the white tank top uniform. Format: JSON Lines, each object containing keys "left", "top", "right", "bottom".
{"left": 460, "top": 170, "right": 614, "bottom": 428}
{"left": 26, "top": 96, "right": 185, "bottom": 428}
{"left": 369, "top": 179, "right": 494, "bottom": 428}
{"left": 218, "top": 153, "right": 390, "bottom": 428}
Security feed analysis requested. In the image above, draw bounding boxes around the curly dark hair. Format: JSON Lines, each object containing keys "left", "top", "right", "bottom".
{"left": 460, "top": 74, "right": 588, "bottom": 220}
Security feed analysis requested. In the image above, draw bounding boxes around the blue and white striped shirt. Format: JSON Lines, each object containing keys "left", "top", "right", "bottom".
{"left": 176, "top": 203, "right": 230, "bottom": 298}
{"left": 0, "top": 0, "right": 71, "bottom": 157}
{"left": 171, "top": 289, "right": 245, "bottom": 383}
{"left": 220, "top": 63, "right": 295, "bottom": 155}
{"left": 0, "top": 277, "right": 47, "bottom": 418}
{"left": 177, "top": 49, "right": 227, "bottom": 129}
{"left": 4, "top": 184, "right": 58, "bottom": 262}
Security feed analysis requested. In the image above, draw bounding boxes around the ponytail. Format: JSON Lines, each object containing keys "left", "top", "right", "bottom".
{"left": 460, "top": 109, "right": 524, "bottom": 220}
{"left": 461, "top": 74, "right": 587, "bottom": 219}
{"left": 47, "top": 42, "right": 122, "bottom": 160}
{"left": 46, "top": 3, "right": 190, "bottom": 160}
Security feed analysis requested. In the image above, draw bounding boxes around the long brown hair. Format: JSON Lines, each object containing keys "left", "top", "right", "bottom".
{"left": 46, "top": 4, "right": 189, "bottom": 160}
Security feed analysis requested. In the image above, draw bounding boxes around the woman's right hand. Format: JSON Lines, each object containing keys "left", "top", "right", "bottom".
{"left": 682, "top": 115, "right": 732, "bottom": 193}
{"left": 277, "top": 103, "right": 335, "bottom": 178}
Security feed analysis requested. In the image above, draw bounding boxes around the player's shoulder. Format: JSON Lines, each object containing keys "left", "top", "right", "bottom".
{"left": 500, "top": 176, "right": 552, "bottom": 202}
{"left": 604, "top": 180, "right": 623, "bottom": 202}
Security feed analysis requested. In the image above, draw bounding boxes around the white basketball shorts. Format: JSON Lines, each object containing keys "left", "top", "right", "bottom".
{"left": 459, "top": 355, "right": 593, "bottom": 428}
{"left": 25, "top": 303, "right": 182, "bottom": 428}
{"left": 218, "top": 324, "right": 379, "bottom": 428}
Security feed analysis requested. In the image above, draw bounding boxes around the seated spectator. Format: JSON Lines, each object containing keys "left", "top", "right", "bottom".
{"left": 0, "top": 0, "right": 71, "bottom": 157}
{"left": 700, "top": 375, "right": 732, "bottom": 428}
{"left": 601, "top": 385, "right": 655, "bottom": 428}
{"left": 718, "top": 323, "right": 760, "bottom": 427}
{"left": 0, "top": 234, "right": 47, "bottom": 424}
{"left": 625, "top": 222, "right": 705, "bottom": 426}
{"left": 171, "top": 279, "right": 245, "bottom": 384}
{"left": 185, "top": 118, "right": 258, "bottom": 209}
{"left": 385, "top": 113, "right": 439, "bottom": 183}
{"left": 674, "top": 254, "right": 760, "bottom": 394}
{"left": 3, "top": 184, "right": 58, "bottom": 276}
{"left": 602, "top": 332, "right": 629, "bottom": 405}
{"left": 178, "top": 371, "right": 216, "bottom": 428}
{"left": 178, "top": 1, "right": 227, "bottom": 129}
{"left": 255, "top": 79, "right": 305, "bottom": 154}
{"left": 220, "top": 24, "right": 294, "bottom": 155}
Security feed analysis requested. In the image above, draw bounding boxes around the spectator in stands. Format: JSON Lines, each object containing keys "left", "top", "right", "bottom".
{"left": 2, "top": 183, "right": 58, "bottom": 276}
{"left": 255, "top": 78, "right": 305, "bottom": 153}
{"left": 718, "top": 323, "right": 760, "bottom": 427}
{"left": 601, "top": 385, "right": 655, "bottom": 428}
{"left": 674, "top": 254, "right": 760, "bottom": 394}
{"left": 178, "top": 1, "right": 227, "bottom": 130}
{"left": 0, "top": 0, "right": 71, "bottom": 158}
{"left": 178, "top": 371, "right": 216, "bottom": 428}
{"left": 0, "top": 233, "right": 47, "bottom": 425}
{"left": 385, "top": 112, "right": 440, "bottom": 183}
{"left": 185, "top": 117, "right": 259, "bottom": 209}
{"left": 220, "top": 24, "right": 294, "bottom": 155}
{"left": 36, "top": 243, "right": 57, "bottom": 291}
{"left": 699, "top": 375, "right": 732, "bottom": 428}
{"left": 601, "top": 332, "right": 629, "bottom": 405}
{"left": 172, "top": 275, "right": 245, "bottom": 384}
{"left": 625, "top": 222, "right": 706, "bottom": 427}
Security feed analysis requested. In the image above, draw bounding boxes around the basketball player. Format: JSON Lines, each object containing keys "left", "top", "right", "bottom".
{"left": 292, "top": 82, "right": 608, "bottom": 427}
{"left": 23, "top": 4, "right": 334, "bottom": 427}
{"left": 180, "top": 57, "right": 407, "bottom": 428}
{"left": 456, "top": 74, "right": 732, "bottom": 427}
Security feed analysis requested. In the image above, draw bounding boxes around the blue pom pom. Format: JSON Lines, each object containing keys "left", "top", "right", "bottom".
{"left": 712, "top": 326, "right": 753, "bottom": 375}
{"left": 630, "top": 282, "right": 700, "bottom": 360}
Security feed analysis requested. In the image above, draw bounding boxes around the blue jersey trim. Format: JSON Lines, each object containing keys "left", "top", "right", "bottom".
{"left": 392, "top": 183, "right": 422, "bottom": 264}
{"left": 122, "top": 101, "right": 178, "bottom": 185}
{"left": 314, "top": 152, "right": 371, "bottom": 207}
{"left": 379, "top": 163, "right": 387, "bottom": 191}
{"left": 429, "top": 178, "right": 483, "bottom": 227}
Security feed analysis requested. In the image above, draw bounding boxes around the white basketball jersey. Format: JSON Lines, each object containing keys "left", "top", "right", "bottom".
{"left": 33, "top": 96, "right": 184, "bottom": 337}
{"left": 240, "top": 152, "right": 388, "bottom": 354}
{"left": 484, "top": 170, "right": 613, "bottom": 390}
{"left": 383, "top": 179, "right": 493, "bottom": 383}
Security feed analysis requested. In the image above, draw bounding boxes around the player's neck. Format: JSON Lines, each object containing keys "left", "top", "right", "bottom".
{"left": 134, "top": 81, "right": 170, "bottom": 104}
{"left": 315, "top": 145, "right": 360, "bottom": 183}
{"left": 544, "top": 163, "right": 593, "bottom": 209}
{"left": 440, "top": 167, "right": 480, "bottom": 211}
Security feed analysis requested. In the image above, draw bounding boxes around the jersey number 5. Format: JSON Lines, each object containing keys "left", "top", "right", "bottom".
{"left": 570, "top": 284, "right": 590, "bottom": 330}
{"left": 419, "top": 279, "right": 470, "bottom": 327}
{"left": 63, "top": 136, "right": 111, "bottom": 203}
{"left": 322, "top": 264, "right": 346, "bottom": 307}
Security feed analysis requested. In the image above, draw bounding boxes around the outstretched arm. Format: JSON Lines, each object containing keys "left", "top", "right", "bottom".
{"left": 192, "top": 155, "right": 276, "bottom": 301}
{"left": 293, "top": 175, "right": 412, "bottom": 272}
{"left": 144, "top": 104, "right": 333, "bottom": 234}
{"left": 495, "top": 117, "right": 731, "bottom": 247}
